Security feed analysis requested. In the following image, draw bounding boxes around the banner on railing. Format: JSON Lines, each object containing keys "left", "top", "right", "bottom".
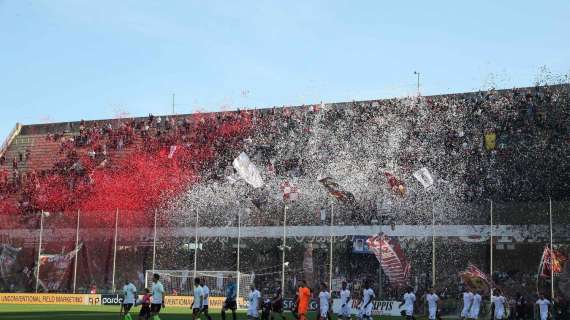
{"left": 36, "top": 244, "right": 82, "bottom": 291}
{"left": 331, "top": 298, "right": 405, "bottom": 317}
{"left": 0, "top": 293, "right": 100, "bottom": 305}
{"left": 282, "top": 298, "right": 404, "bottom": 316}
{"left": 164, "top": 296, "right": 244, "bottom": 308}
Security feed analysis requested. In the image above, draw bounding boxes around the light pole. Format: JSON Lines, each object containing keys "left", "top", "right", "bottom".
{"left": 489, "top": 200, "right": 493, "bottom": 296}
{"left": 35, "top": 210, "right": 49, "bottom": 293}
{"left": 111, "top": 208, "right": 119, "bottom": 293}
{"left": 328, "top": 203, "right": 334, "bottom": 290}
{"left": 236, "top": 208, "right": 241, "bottom": 300}
{"left": 549, "top": 197, "right": 554, "bottom": 300}
{"left": 281, "top": 205, "right": 288, "bottom": 296}
{"left": 152, "top": 210, "right": 158, "bottom": 273}
{"left": 431, "top": 203, "right": 436, "bottom": 288}
{"left": 193, "top": 210, "right": 199, "bottom": 280}
{"left": 413, "top": 71, "right": 420, "bottom": 96}
{"left": 72, "top": 209, "right": 80, "bottom": 293}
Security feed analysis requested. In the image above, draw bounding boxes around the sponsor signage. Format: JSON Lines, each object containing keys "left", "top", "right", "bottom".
{"left": 332, "top": 299, "right": 405, "bottom": 317}
{"left": 164, "top": 296, "right": 244, "bottom": 309}
{"left": 100, "top": 294, "right": 123, "bottom": 305}
{"left": 0, "top": 293, "right": 101, "bottom": 305}
{"left": 0, "top": 294, "right": 245, "bottom": 308}
{"left": 283, "top": 298, "right": 318, "bottom": 311}
{"left": 164, "top": 295, "right": 194, "bottom": 307}
{"left": 283, "top": 297, "right": 403, "bottom": 316}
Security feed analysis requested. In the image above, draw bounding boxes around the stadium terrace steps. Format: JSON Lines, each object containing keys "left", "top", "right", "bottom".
{"left": 0, "top": 135, "right": 65, "bottom": 173}
{"left": 0, "top": 131, "right": 141, "bottom": 185}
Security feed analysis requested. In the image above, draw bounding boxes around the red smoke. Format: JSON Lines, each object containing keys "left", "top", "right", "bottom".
{"left": 1, "top": 112, "right": 253, "bottom": 228}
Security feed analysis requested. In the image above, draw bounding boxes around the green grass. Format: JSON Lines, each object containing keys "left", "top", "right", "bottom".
{"left": 0, "top": 305, "right": 430, "bottom": 320}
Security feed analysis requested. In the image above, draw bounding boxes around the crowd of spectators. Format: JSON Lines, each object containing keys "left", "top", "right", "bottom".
{"left": 1, "top": 84, "right": 569, "bottom": 221}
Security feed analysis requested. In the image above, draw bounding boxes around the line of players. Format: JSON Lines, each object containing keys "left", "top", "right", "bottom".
{"left": 237, "top": 280, "right": 377, "bottom": 320}
{"left": 240, "top": 281, "right": 554, "bottom": 320}
{"left": 456, "top": 288, "right": 552, "bottom": 320}
{"left": 405, "top": 287, "right": 552, "bottom": 320}
{"left": 118, "top": 274, "right": 554, "bottom": 320}
{"left": 119, "top": 276, "right": 378, "bottom": 320}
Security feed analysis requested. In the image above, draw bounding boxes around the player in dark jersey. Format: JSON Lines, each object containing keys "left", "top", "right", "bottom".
{"left": 271, "top": 285, "right": 284, "bottom": 320}
{"left": 262, "top": 294, "right": 273, "bottom": 320}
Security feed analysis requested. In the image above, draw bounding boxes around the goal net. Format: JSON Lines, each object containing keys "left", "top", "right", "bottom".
{"left": 145, "top": 270, "right": 254, "bottom": 302}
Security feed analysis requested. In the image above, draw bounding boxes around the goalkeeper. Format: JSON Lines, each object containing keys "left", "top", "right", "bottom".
{"left": 221, "top": 278, "right": 238, "bottom": 320}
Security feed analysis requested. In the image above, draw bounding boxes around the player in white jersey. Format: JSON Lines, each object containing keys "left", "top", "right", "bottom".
{"left": 339, "top": 281, "right": 352, "bottom": 320}
{"left": 318, "top": 282, "right": 331, "bottom": 320}
{"left": 425, "top": 288, "right": 439, "bottom": 320}
{"left": 399, "top": 287, "right": 416, "bottom": 320}
{"left": 150, "top": 274, "right": 165, "bottom": 318}
{"left": 491, "top": 289, "right": 506, "bottom": 320}
{"left": 468, "top": 291, "right": 482, "bottom": 319}
{"left": 120, "top": 279, "right": 137, "bottom": 318}
{"left": 201, "top": 280, "right": 213, "bottom": 320}
{"left": 460, "top": 288, "right": 474, "bottom": 319}
{"left": 358, "top": 281, "right": 375, "bottom": 320}
{"left": 192, "top": 277, "right": 204, "bottom": 320}
{"left": 535, "top": 293, "right": 551, "bottom": 320}
{"left": 248, "top": 284, "right": 262, "bottom": 319}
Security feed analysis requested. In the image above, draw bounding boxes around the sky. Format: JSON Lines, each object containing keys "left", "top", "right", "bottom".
{"left": 0, "top": 0, "right": 569, "bottom": 140}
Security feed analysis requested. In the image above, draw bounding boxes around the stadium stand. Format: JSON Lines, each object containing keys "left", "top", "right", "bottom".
{"left": 0, "top": 84, "right": 569, "bottom": 301}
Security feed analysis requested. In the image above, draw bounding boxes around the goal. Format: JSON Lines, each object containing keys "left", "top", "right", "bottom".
{"left": 145, "top": 270, "right": 254, "bottom": 302}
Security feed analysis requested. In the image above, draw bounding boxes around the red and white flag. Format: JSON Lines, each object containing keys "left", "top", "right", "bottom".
{"left": 367, "top": 234, "right": 411, "bottom": 287}
{"left": 539, "top": 245, "right": 567, "bottom": 278}
{"left": 459, "top": 264, "right": 493, "bottom": 291}
{"left": 36, "top": 244, "right": 81, "bottom": 291}
{"left": 280, "top": 180, "right": 299, "bottom": 201}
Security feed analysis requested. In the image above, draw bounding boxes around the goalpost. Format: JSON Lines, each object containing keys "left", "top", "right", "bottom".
{"left": 145, "top": 270, "right": 254, "bottom": 305}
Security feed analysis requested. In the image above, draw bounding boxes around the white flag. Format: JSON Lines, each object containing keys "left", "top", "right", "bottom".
{"left": 168, "top": 145, "right": 177, "bottom": 159}
{"left": 232, "top": 152, "right": 264, "bottom": 188}
{"left": 413, "top": 167, "right": 434, "bottom": 188}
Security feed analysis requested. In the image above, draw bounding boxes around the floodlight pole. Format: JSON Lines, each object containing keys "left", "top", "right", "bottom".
{"left": 378, "top": 221, "right": 383, "bottom": 298}
{"left": 73, "top": 209, "right": 80, "bottom": 293}
{"left": 111, "top": 208, "right": 119, "bottom": 293}
{"left": 549, "top": 197, "right": 554, "bottom": 299}
{"left": 281, "top": 205, "right": 288, "bottom": 296}
{"left": 490, "top": 200, "right": 494, "bottom": 296}
{"left": 152, "top": 210, "right": 158, "bottom": 273}
{"left": 329, "top": 203, "right": 334, "bottom": 291}
{"left": 193, "top": 210, "right": 199, "bottom": 280}
{"left": 431, "top": 203, "right": 436, "bottom": 288}
{"left": 236, "top": 208, "right": 241, "bottom": 302}
{"left": 414, "top": 71, "right": 421, "bottom": 96}
{"left": 35, "top": 210, "right": 45, "bottom": 293}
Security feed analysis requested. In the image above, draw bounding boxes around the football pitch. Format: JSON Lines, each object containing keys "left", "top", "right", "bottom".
{"left": 0, "top": 305, "right": 430, "bottom": 320}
